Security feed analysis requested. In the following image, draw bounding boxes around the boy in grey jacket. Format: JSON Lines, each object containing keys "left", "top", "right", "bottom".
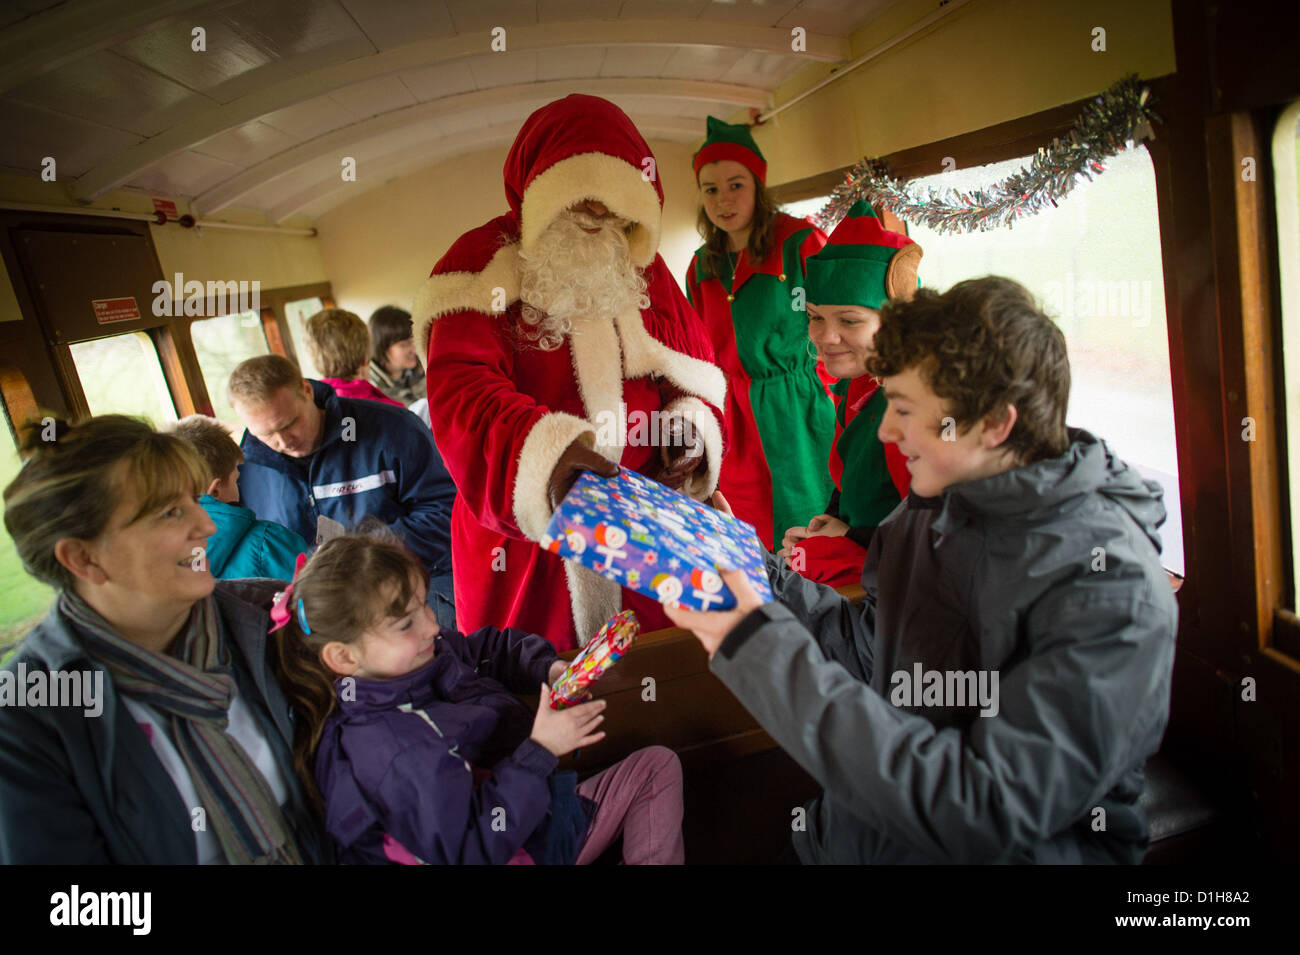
{"left": 667, "top": 276, "right": 1178, "bottom": 863}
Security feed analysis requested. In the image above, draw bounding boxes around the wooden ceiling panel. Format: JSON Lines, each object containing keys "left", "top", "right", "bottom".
{"left": 127, "top": 148, "right": 243, "bottom": 197}
{"left": 660, "top": 44, "right": 747, "bottom": 82}
{"left": 112, "top": 19, "right": 272, "bottom": 98}
{"left": 400, "top": 60, "right": 479, "bottom": 102}
{"left": 259, "top": 93, "right": 355, "bottom": 139}
{"left": 535, "top": 45, "right": 607, "bottom": 81}
{"left": 327, "top": 75, "right": 419, "bottom": 121}
{"left": 468, "top": 51, "right": 540, "bottom": 89}
{"left": 338, "top": 0, "right": 457, "bottom": 51}
{"left": 0, "top": 99, "right": 141, "bottom": 178}
{"left": 6, "top": 49, "right": 208, "bottom": 137}
{"left": 598, "top": 45, "right": 674, "bottom": 78}
{"left": 218, "top": 0, "right": 374, "bottom": 59}
{"left": 779, "top": 0, "right": 899, "bottom": 36}
{"left": 443, "top": 0, "right": 541, "bottom": 36}
{"left": 191, "top": 119, "right": 301, "bottom": 166}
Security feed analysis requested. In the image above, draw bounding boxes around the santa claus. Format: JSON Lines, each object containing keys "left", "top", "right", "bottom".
{"left": 416, "top": 95, "right": 727, "bottom": 650}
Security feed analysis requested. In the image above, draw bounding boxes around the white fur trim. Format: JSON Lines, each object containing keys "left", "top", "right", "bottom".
{"left": 563, "top": 562, "right": 623, "bottom": 647}
{"left": 662, "top": 395, "right": 723, "bottom": 500}
{"left": 413, "top": 242, "right": 520, "bottom": 348}
{"left": 520, "top": 153, "right": 662, "bottom": 268}
{"left": 568, "top": 309, "right": 628, "bottom": 461}
{"left": 614, "top": 309, "right": 726, "bottom": 410}
{"left": 512, "top": 412, "right": 596, "bottom": 542}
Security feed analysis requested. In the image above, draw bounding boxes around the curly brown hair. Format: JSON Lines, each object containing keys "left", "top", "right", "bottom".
{"left": 866, "top": 276, "right": 1071, "bottom": 465}
{"left": 695, "top": 171, "right": 780, "bottom": 280}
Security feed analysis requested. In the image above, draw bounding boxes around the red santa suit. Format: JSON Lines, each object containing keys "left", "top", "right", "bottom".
{"left": 416, "top": 95, "right": 727, "bottom": 651}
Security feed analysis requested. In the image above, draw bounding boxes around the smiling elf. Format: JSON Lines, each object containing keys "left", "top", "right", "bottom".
{"left": 788, "top": 199, "right": 923, "bottom": 588}
{"left": 686, "top": 116, "right": 833, "bottom": 551}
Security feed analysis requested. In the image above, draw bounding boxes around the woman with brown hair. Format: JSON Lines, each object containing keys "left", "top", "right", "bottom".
{"left": 0, "top": 415, "right": 331, "bottom": 863}
{"left": 685, "top": 116, "right": 835, "bottom": 550}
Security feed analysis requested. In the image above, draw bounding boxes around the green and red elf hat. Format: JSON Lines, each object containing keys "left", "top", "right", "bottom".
{"left": 804, "top": 200, "right": 923, "bottom": 309}
{"left": 692, "top": 116, "right": 767, "bottom": 185}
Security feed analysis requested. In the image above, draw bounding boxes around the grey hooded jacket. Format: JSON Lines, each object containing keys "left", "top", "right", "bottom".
{"left": 711, "top": 429, "right": 1178, "bottom": 864}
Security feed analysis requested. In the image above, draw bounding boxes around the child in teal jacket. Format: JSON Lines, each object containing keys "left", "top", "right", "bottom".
{"left": 171, "top": 415, "right": 308, "bottom": 580}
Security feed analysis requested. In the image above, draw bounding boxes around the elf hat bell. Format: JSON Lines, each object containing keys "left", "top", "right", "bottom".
{"left": 692, "top": 116, "right": 767, "bottom": 186}
{"left": 804, "top": 200, "right": 923, "bottom": 310}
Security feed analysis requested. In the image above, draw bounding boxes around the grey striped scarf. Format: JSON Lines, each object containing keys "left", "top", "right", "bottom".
{"left": 62, "top": 590, "right": 303, "bottom": 865}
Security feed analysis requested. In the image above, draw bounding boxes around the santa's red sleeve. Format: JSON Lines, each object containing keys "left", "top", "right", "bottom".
{"left": 426, "top": 309, "right": 593, "bottom": 540}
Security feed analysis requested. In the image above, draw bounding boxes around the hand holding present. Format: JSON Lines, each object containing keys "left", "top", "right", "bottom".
{"left": 663, "top": 567, "right": 766, "bottom": 659}
{"left": 548, "top": 439, "right": 619, "bottom": 509}
{"left": 654, "top": 415, "right": 705, "bottom": 491}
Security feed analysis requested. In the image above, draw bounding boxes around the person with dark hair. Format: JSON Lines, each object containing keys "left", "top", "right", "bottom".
{"left": 666, "top": 275, "right": 1179, "bottom": 864}
{"left": 685, "top": 116, "right": 834, "bottom": 551}
{"left": 367, "top": 305, "right": 426, "bottom": 407}
{"left": 0, "top": 415, "right": 332, "bottom": 863}
{"left": 271, "top": 533, "right": 685, "bottom": 865}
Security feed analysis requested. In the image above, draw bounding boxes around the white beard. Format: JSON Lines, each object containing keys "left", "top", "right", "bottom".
{"left": 517, "top": 211, "right": 650, "bottom": 350}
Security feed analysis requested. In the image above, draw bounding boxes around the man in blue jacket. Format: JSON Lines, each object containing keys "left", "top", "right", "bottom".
{"left": 228, "top": 354, "right": 456, "bottom": 625}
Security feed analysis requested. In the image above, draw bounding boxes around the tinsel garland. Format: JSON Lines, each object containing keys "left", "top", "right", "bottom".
{"left": 813, "top": 75, "right": 1159, "bottom": 234}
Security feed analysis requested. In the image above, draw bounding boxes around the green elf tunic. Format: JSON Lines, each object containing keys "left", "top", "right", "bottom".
{"left": 686, "top": 212, "right": 835, "bottom": 550}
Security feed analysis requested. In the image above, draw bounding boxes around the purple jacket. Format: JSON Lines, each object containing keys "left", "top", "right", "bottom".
{"left": 315, "top": 625, "right": 560, "bottom": 864}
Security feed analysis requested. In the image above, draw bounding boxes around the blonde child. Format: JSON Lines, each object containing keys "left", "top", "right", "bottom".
{"left": 272, "top": 534, "right": 685, "bottom": 865}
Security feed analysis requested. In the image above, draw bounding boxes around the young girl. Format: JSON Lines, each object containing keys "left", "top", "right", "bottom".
{"left": 272, "top": 534, "right": 685, "bottom": 865}
{"left": 685, "top": 115, "right": 834, "bottom": 551}
{"left": 779, "top": 200, "right": 922, "bottom": 587}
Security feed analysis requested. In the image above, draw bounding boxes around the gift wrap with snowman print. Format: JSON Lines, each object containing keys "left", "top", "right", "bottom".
{"left": 549, "top": 610, "right": 641, "bottom": 709}
{"left": 541, "top": 466, "right": 773, "bottom": 611}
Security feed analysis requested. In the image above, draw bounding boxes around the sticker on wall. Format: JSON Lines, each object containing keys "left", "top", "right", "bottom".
{"left": 91, "top": 297, "right": 141, "bottom": 324}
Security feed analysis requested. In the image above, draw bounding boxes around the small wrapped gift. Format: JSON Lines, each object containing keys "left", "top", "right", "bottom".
{"left": 549, "top": 610, "right": 640, "bottom": 709}
{"left": 540, "top": 466, "right": 772, "bottom": 612}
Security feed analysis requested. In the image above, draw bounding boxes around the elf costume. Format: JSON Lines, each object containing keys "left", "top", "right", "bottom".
{"left": 685, "top": 116, "right": 833, "bottom": 551}
{"left": 415, "top": 95, "right": 727, "bottom": 651}
{"left": 790, "top": 200, "right": 922, "bottom": 588}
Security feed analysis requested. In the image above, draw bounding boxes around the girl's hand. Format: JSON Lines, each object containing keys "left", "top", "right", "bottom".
{"left": 709, "top": 489, "right": 734, "bottom": 516}
{"left": 807, "top": 515, "right": 848, "bottom": 539}
{"left": 531, "top": 687, "right": 607, "bottom": 757}
{"left": 663, "top": 568, "right": 765, "bottom": 659}
{"left": 781, "top": 522, "right": 813, "bottom": 551}
{"left": 548, "top": 659, "right": 568, "bottom": 685}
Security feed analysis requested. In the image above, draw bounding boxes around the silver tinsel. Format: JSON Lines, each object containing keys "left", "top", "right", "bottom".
{"left": 813, "top": 75, "right": 1159, "bottom": 234}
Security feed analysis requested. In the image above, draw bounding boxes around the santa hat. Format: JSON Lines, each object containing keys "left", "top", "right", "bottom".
{"left": 506, "top": 94, "right": 664, "bottom": 268}
{"left": 692, "top": 116, "right": 767, "bottom": 186}
{"left": 804, "top": 200, "right": 923, "bottom": 309}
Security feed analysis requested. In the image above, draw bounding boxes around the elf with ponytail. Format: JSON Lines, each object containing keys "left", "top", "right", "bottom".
{"left": 686, "top": 116, "right": 835, "bottom": 550}
{"left": 272, "top": 533, "right": 685, "bottom": 865}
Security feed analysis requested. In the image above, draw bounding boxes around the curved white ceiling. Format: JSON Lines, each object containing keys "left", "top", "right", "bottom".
{"left": 1, "top": 0, "right": 899, "bottom": 221}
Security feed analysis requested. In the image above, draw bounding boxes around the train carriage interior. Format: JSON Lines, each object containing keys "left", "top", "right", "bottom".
{"left": 0, "top": 0, "right": 1297, "bottom": 868}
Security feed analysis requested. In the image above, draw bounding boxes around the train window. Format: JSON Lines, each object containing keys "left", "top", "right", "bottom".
{"left": 900, "top": 146, "right": 1182, "bottom": 575}
{"left": 0, "top": 431, "right": 54, "bottom": 663}
{"left": 283, "top": 296, "right": 325, "bottom": 379}
{"left": 1273, "top": 99, "right": 1300, "bottom": 602}
{"left": 190, "top": 310, "right": 271, "bottom": 428}
{"left": 68, "top": 332, "right": 178, "bottom": 427}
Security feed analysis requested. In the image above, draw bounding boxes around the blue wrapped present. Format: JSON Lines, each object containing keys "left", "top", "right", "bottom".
{"left": 540, "top": 466, "right": 772, "bottom": 611}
